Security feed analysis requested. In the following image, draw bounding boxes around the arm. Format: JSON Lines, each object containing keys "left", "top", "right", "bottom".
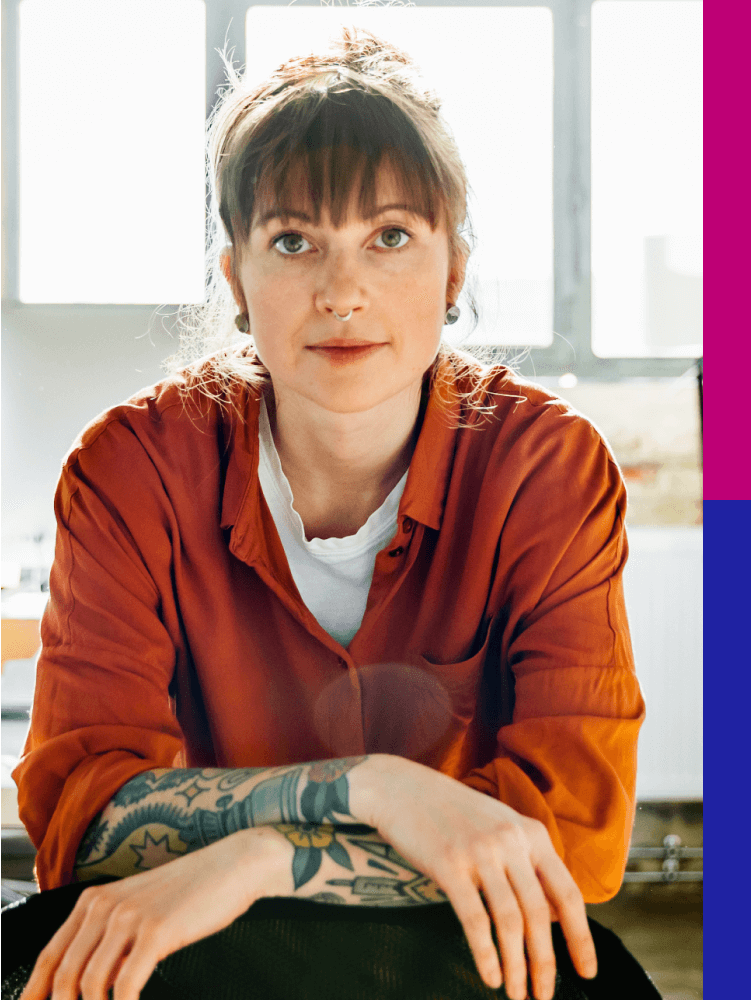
{"left": 20, "top": 824, "right": 449, "bottom": 1000}
{"left": 459, "top": 411, "right": 645, "bottom": 903}
{"left": 73, "top": 755, "right": 426, "bottom": 886}
{"left": 263, "top": 824, "right": 448, "bottom": 906}
{"left": 14, "top": 408, "right": 191, "bottom": 890}
{"left": 74, "top": 756, "right": 448, "bottom": 905}
{"left": 234, "top": 822, "right": 452, "bottom": 909}
{"left": 26, "top": 755, "right": 597, "bottom": 1000}
{"left": 85, "top": 812, "right": 449, "bottom": 907}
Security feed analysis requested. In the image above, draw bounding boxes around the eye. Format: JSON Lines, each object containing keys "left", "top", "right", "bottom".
{"left": 375, "top": 228, "right": 411, "bottom": 250}
{"left": 273, "top": 232, "right": 312, "bottom": 256}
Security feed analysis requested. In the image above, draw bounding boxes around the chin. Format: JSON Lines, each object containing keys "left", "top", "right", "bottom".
{"left": 313, "top": 392, "right": 391, "bottom": 415}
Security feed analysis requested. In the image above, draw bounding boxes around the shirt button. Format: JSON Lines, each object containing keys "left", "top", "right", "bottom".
{"left": 402, "top": 517, "right": 414, "bottom": 533}
{"left": 389, "top": 546, "right": 404, "bottom": 557}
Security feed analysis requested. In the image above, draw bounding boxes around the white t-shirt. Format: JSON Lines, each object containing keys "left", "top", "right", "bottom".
{"left": 257, "top": 397, "right": 408, "bottom": 647}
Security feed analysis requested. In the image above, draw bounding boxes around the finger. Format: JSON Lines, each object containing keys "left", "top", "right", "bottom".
{"left": 79, "top": 924, "right": 136, "bottom": 1000}
{"left": 20, "top": 896, "right": 93, "bottom": 1000}
{"left": 96, "top": 949, "right": 130, "bottom": 1000}
{"left": 537, "top": 861, "right": 597, "bottom": 980}
{"left": 443, "top": 879, "right": 502, "bottom": 991}
{"left": 505, "top": 865, "right": 557, "bottom": 1000}
{"left": 52, "top": 918, "right": 110, "bottom": 1000}
{"left": 49, "top": 897, "right": 114, "bottom": 1000}
{"left": 480, "top": 879, "right": 527, "bottom": 1000}
{"left": 111, "top": 933, "right": 164, "bottom": 1000}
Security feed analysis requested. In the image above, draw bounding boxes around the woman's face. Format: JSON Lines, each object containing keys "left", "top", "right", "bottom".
{"left": 225, "top": 168, "right": 464, "bottom": 417}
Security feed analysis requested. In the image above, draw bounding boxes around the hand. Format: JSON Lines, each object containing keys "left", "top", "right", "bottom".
{"left": 20, "top": 826, "right": 285, "bottom": 1000}
{"left": 363, "top": 755, "right": 598, "bottom": 1000}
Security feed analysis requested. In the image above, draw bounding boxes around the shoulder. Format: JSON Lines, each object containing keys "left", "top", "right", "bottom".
{"left": 54, "top": 371, "right": 262, "bottom": 532}
{"left": 440, "top": 353, "right": 625, "bottom": 514}
{"left": 63, "top": 368, "right": 256, "bottom": 476}
{"left": 446, "top": 352, "right": 616, "bottom": 460}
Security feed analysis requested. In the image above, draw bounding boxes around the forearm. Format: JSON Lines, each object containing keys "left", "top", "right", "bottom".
{"left": 74, "top": 755, "right": 388, "bottom": 880}
{"left": 259, "top": 823, "right": 448, "bottom": 907}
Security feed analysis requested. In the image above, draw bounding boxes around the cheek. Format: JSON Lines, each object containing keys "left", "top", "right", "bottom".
{"left": 246, "top": 272, "right": 306, "bottom": 357}
{"left": 399, "top": 250, "right": 449, "bottom": 311}
{"left": 249, "top": 270, "right": 300, "bottom": 317}
{"left": 398, "top": 273, "right": 448, "bottom": 332}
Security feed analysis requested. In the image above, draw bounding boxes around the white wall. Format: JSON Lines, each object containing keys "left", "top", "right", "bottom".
{"left": 2, "top": 304, "right": 177, "bottom": 566}
{"left": 625, "top": 526, "right": 703, "bottom": 800}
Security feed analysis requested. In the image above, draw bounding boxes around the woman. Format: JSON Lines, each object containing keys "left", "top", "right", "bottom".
{"left": 10, "top": 27, "right": 648, "bottom": 1000}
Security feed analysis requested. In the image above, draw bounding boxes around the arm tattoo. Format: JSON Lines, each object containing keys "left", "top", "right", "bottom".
{"left": 75, "top": 759, "right": 448, "bottom": 908}
{"left": 273, "top": 825, "right": 449, "bottom": 907}
{"left": 75, "top": 757, "right": 368, "bottom": 879}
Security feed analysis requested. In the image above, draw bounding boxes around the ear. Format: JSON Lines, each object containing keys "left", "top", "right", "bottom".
{"left": 446, "top": 247, "right": 468, "bottom": 308}
{"left": 220, "top": 249, "right": 246, "bottom": 312}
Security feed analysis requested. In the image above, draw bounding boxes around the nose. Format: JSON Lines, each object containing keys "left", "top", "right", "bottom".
{"left": 314, "top": 249, "right": 367, "bottom": 320}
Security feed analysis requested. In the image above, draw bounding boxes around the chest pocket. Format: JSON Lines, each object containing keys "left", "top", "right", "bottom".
{"left": 417, "top": 614, "right": 514, "bottom": 742}
{"left": 415, "top": 626, "right": 491, "bottom": 727}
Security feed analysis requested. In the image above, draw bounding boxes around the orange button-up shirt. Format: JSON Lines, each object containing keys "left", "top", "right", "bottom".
{"left": 14, "top": 354, "right": 644, "bottom": 897}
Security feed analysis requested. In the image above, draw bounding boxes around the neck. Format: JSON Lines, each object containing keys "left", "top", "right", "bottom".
{"left": 266, "top": 384, "right": 426, "bottom": 539}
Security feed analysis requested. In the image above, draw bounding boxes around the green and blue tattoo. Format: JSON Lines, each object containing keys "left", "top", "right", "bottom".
{"left": 74, "top": 758, "right": 448, "bottom": 907}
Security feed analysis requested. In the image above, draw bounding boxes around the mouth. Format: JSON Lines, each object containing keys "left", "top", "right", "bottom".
{"left": 306, "top": 340, "right": 387, "bottom": 364}
{"left": 310, "top": 338, "right": 384, "bottom": 348}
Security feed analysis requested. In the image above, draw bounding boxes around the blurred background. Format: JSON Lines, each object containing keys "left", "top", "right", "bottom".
{"left": 2, "top": 2, "right": 702, "bottom": 996}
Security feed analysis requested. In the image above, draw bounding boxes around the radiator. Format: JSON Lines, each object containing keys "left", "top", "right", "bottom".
{"left": 623, "top": 527, "right": 703, "bottom": 800}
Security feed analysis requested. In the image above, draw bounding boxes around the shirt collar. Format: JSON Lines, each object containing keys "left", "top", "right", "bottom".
{"left": 220, "top": 351, "right": 464, "bottom": 554}
{"left": 220, "top": 389, "right": 261, "bottom": 536}
{"left": 398, "top": 353, "right": 462, "bottom": 531}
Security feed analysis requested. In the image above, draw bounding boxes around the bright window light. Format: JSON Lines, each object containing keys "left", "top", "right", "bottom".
{"left": 19, "top": 0, "right": 206, "bottom": 304}
{"left": 246, "top": 5, "right": 554, "bottom": 348}
{"left": 591, "top": 1, "right": 703, "bottom": 358}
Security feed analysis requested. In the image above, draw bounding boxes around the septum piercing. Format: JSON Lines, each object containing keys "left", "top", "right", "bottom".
{"left": 332, "top": 305, "right": 461, "bottom": 324}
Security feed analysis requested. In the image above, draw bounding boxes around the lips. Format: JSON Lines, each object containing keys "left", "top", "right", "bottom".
{"left": 310, "top": 338, "right": 383, "bottom": 348}
{"left": 307, "top": 341, "right": 387, "bottom": 364}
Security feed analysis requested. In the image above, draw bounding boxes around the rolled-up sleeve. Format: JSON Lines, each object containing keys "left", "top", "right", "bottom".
{"left": 13, "top": 414, "right": 185, "bottom": 890}
{"left": 461, "top": 412, "right": 645, "bottom": 903}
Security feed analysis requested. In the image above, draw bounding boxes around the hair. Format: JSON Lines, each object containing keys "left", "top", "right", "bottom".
{"left": 163, "top": 23, "right": 507, "bottom": 419}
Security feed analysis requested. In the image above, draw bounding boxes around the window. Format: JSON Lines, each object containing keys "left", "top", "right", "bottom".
{"left": 18, "top": 0, "right": 206, "bottom": 304}
{"left": 3, "top": 0, "right": 702, "bottom": 373}
{"left": 591, "top": 0, "right": 702, "bottom": 358}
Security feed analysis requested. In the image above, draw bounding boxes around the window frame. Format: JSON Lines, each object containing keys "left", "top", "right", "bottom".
{"left": 0, "top": 0, "right": 700, "bottom": 378}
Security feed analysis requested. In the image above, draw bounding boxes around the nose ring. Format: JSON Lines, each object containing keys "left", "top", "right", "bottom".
{"left": 333, "top": 310, "right": 353, "bottom": 322}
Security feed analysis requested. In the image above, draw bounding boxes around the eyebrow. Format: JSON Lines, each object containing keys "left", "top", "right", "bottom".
{"left": 255, "top": 203, "right": 422, "bottom": 229}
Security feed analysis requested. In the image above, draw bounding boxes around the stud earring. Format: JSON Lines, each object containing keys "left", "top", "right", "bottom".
{"left": 444, "top": 305, "right": 461, "bottom": 325}
{"left": 235, "top": 313, "right": 249, "bottom": 333}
